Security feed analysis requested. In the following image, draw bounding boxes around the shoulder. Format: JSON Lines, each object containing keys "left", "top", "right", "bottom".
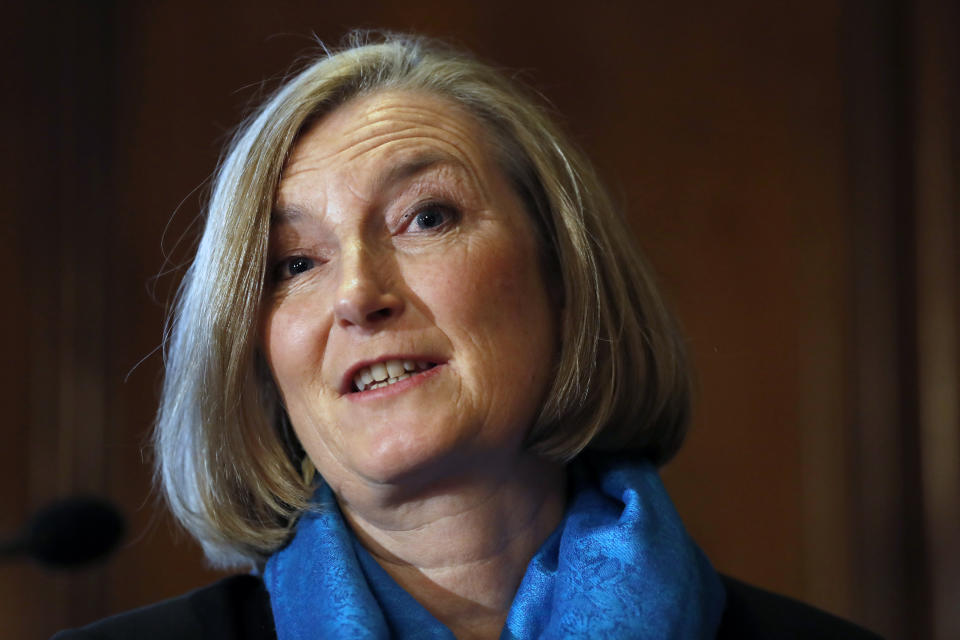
{"left": 717, "top": 574, "right": 884, "bottom": 639}
{"left": 51, "top": 574, "right": 276, "bottom": 640}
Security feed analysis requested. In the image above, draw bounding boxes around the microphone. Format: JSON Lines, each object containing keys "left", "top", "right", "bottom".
{"left": 0, "top": 496, "right": 126, "bottom": 568}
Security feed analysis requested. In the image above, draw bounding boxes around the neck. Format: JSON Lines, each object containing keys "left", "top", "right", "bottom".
{"left": 338, "top": 453, "right": 566, "bottom": 640}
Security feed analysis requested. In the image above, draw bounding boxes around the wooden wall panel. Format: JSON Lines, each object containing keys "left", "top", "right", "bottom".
{"left": 843, "top": 2, "right": 920, "bottom": 636}
{"left": 1, "top": 3, "right": 118, "bottom": 637}
{"left": 913, "top": 1, "right": 960, "bottom": 638}
{"left": 1, "top": 5, "right": 37, "bottom": 638}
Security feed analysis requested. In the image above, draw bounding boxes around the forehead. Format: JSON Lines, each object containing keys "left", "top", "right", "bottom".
{"left": 280, "top": 90, "right": 495, "bottom": 190}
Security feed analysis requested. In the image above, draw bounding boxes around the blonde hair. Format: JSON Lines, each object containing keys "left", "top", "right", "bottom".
{"left": 156, "top": 32, "right": 691, "bottom": 568}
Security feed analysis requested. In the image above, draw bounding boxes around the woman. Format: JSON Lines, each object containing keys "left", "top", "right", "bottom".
{"left": 57, "top": 33, "right": 880, "bottom": 639}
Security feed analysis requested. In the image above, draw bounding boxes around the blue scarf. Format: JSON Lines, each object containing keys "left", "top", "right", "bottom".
{"left": 264, "top": 455, "right": 726, "bottom": 639}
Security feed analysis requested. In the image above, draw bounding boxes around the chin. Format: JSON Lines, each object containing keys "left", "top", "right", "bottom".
{"left": 347, "top": 428, "right": 462, "bottom": 485}
{"left": 345, "top": 426, "right": 507, "bottom": 494}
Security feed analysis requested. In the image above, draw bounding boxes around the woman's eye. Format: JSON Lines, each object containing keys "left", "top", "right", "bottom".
{"left": 275, "top": 256, "right": 315, "bottom": 281}
{"left": 410, "top": 204, "right": 456, "bottom": 231}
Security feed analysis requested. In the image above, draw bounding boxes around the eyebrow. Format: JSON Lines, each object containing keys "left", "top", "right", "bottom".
{"left": 271, "top": 152, "right": 459, "bottom": 225}
{"left": 375, "top": 151, "right": 448, "bottom": 191}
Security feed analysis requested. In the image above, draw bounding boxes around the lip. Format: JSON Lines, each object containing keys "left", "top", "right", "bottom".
{"left": 346, "top": 362, "right": 444, "bottom": 402}
{"left": 340, "top": 355, "right": 447, "bottom": 395}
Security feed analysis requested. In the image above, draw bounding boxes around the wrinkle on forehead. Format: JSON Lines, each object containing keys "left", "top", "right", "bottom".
{"left": 280, "top": 91, "right": 493, "bottom": 199}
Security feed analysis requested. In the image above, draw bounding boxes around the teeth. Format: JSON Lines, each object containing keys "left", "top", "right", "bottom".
{"left": 370, "top": 362, "right": 388, "bottom": 382}
{"left": 352, "top": 359, "right": 435, "bottom": 392}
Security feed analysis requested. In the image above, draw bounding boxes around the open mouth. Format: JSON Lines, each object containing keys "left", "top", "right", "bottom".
{"left": 351, "top": 359, "right": 438, "bottom": 393}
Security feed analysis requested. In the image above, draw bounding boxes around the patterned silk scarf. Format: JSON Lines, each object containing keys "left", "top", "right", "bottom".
{"left": 264, "top": 455, "right": 726, "bottom": 639}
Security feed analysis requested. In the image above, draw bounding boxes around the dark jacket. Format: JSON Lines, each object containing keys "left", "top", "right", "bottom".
{"left": 52, "top": 574, "right": 882, "bottom": 639}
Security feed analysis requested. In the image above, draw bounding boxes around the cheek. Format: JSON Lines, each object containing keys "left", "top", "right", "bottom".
{"left": 475, "top": 239, "right": 554, "bottom": 338}
{"left": 262, "top": 298, "right": 331, "bottom": 395}
{"left": 413, "top": 233, "right": 556, "bottom": 376}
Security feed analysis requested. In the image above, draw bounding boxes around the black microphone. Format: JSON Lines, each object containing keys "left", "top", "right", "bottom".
{"left": 0, "top": 496, "right": 126, "bottom": 568}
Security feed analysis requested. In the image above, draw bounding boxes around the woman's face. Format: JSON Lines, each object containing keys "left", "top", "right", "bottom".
{"left": 262, "top": 90, "right": 558, "bottom": 496}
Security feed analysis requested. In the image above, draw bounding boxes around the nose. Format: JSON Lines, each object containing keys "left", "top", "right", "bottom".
{"left": 333, "top": 241, "right": 404, "bottom": 329}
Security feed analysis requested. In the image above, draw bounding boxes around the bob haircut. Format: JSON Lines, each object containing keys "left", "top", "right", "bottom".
{"left": 156, "top": 32, "right": 691, "bottom": 568}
